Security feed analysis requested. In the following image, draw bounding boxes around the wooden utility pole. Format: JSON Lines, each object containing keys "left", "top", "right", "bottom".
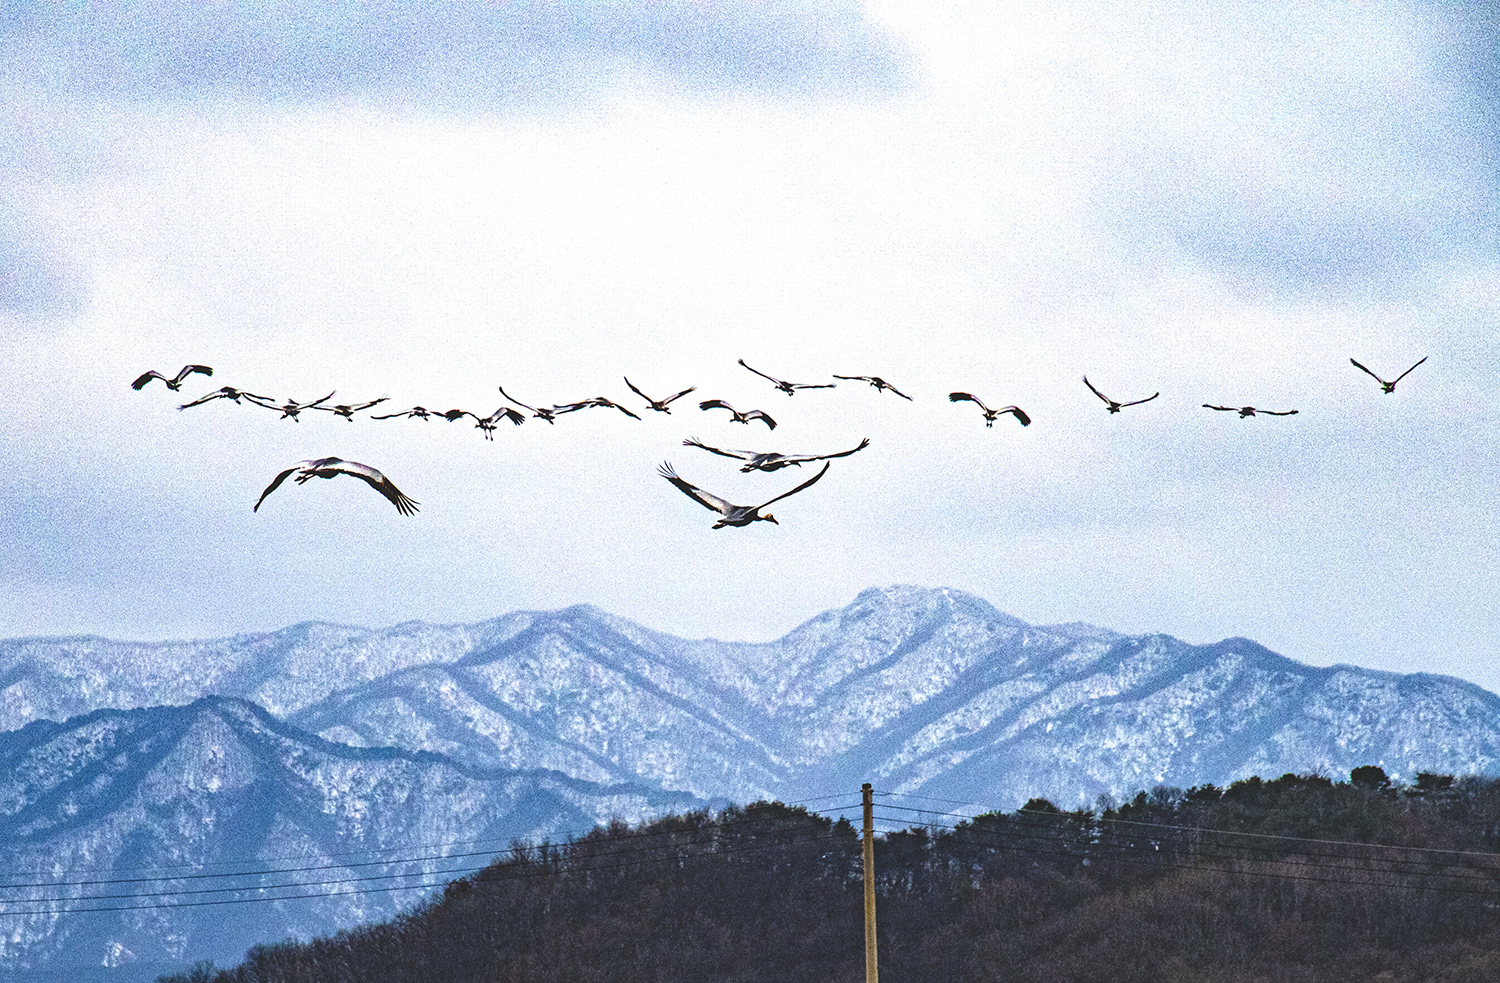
{"left": 862, "top": 782, "right": 878, "bottom": 983}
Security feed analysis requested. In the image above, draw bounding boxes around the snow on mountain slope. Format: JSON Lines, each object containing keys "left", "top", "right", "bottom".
{"left": 7, "top": 585, "right": 1500, "bottom": 810}
{"left": 0, "top": 696, "right": 704, "bottom": 983}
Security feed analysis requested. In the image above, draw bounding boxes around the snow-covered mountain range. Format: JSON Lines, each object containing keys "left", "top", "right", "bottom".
{"left": 4, "top": 585, "right": 1499, "bottom": 980}
{"left": 0, "top": 697, "right": 700, "bottom": 982}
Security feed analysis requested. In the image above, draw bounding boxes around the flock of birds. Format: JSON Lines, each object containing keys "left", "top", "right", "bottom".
{"left": 132, "top": 355, "right": 1430, "bottom": 528}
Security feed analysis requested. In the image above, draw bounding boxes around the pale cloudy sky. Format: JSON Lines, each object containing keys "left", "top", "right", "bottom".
{"left": 3, "top": 1, "right": 1497, "bottom": 692}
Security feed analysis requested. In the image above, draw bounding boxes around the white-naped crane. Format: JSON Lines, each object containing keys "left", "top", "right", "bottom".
{"left": 698, "top": 399, "right": 777, "bottom": 429}
{"left": 445, "top": 406, "right": 526, "bottom": 439}
{"left": 683, "top": 436, "right": 870, "bottom": 473}
{"left": 497, "top": 385, "right": 561, "bottom": 424}
{"left": 553, "top": 396, "right": 642, "bottom": 420}
{"left": 177, "top": 386, "right": 272, "bottom": 410}
{"left": 253, "top": 457, "right": 419, "bottom": 516}
{"left": 371, "top": 405, "right": 435, "bottom": 421}
{"left": 658, "top": 461, "right": 830, "bottom": 528}
{"left": 832, "top": 375, "right": 912, "bottom": 400}
{"left": 309, "top": 396, "right": 390, "bottom": 422}
{"left": 1350, "top": 356, "right": 1427, "bottom": 394}
{"left": 245, "top": 391, "right": 336, "bottom": 422}
{"left": 738, "top": 358, "right": 836, "bottom": 395}
{"left": 1083, "top": 376, "right": 1159, "bottom": 414}
{"left": 1202, "top": 404, "right": 1299, "bottom": 418}
{"left": 132, "top": 364, "right": 213, "bottom": 391}
{"left": 624, "top": 377, "right": 697, "bottom": 413}
{"left": 948, "top": 392, "right": 1031, "bottom": 427}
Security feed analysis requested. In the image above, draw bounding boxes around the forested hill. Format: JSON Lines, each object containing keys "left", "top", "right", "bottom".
{"left": 165, "top": 768, "right": 1500, "bottom": 983}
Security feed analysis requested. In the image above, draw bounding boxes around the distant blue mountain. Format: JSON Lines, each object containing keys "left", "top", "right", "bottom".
{"left": 5, "top": 585, "right": 1500, "bottom": 979}
{"left": 0, "top": 696, "right": 704, "bottom": 983}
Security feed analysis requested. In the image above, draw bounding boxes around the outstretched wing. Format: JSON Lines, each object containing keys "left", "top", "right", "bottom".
{"left": 177, "top": 388, "right": 229, "bottom": 409}
{"left": 1118, "top": 392, "right": 1160, "bottom": 408}
{"left": 792, "top": 381, "right": 836, "bottom": 390}
{"left": 1001, "top": 406, "right": 1032, "bottom": 426}
{"left": 948, "top": 392, "right": 991, "bottom": 413}
{"left": 497, "top": 385, "right": 539, "bottom": 413}
{"left": 1082, "top": 376, "right": 1113, "bottom": 405}
{"left": 744, "top": 409, "right": 777, "bottom": 430}
{"left": 683, "top": 437, "right": 754, "bottom": 461}
{"left": 623, "top": 377, "right": 650, "bottom": 402}
{"left": 1258, "top": 409, "right": 1299, "bottom": 416}
{"left": 601, "top": 399, "right": 641, "bottom": 420}
{"left": 772, "top": 438, "right": 872, "bottom": 466}
{"left": 485, "top": 406, "right": 526, "bottom": 426}
{"left": 755, "top": 461, "right": 831, "bottom": 510}
{"left": 737, "top": 358, "right": 781, "bottom": 386}
{"left": 1202, "top": 404, "right": 1236, "bottom": 412}
{"left": 1391, "top": 355, "right": 1428, "bottom": 385}
{"left": 131, "top": 371, "right": 167, "bottom": 390}
{"left": 699, "top": 398, "right": 733, "bottom": 412}
{"left": 172, "top": 364, "right": 214, "bottom": 385}
{"left": 1349, "top": 359, "right": 1387, "bottom": 385}
{"left": 663, "top": 385, "right": 696, "bottom": 405}
{"left": 822, "top": 437, "right": 870, "bottom": 460}
{"left": 658, "top": 462, "right": 735, "bottom": 516}
{"left": 882, "top": 381, "right": 913, "bottom": 400}
{"left": 253, "top": 465, "right": 303, "bottom": 512}
{"left": 328, "top": 460, "right": 420, "bottom": 516}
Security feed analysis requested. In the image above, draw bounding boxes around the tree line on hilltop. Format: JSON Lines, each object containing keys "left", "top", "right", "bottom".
{"left": 163, "top": 767, "right": 1500, "bottom": 983}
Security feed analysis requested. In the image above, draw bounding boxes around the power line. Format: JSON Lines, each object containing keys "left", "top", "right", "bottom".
{"left": 0, "top": 821, "right": 855, "bottom": 917}
{"left": 10, "top": 783, "right": 1500, "bottom": 919}
{"left": 0, "top": 803, "right": 862, "bottom": 913}
{"left": 0, "top": 795, "right": 861, "bottom": 893}
{"left": 864, "top": 809, "right": 1500, "bottom": 899}
{"left": 871, "top": 799, "right": 1500, "bottom": 875}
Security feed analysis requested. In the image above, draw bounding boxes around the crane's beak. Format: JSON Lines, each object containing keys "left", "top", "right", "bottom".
{"left": 766, "top": 515, "right": 779, "bottom": 524}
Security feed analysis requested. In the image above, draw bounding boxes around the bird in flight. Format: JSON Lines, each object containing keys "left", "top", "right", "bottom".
{"left": 446, "top": 406, "right": 527, "bottom": 439}
{"left": 1350, "top": 356, "right": 1427, "bottom": 394}
{"left": 309, "top": 397, "right": 390, "bottom": 422}
{"left": 1083, "top": 376, "right": 1158, "bottom": 414}
{"left": 176, "top": 386, "right": 272, "bottom": 410}
{"left": 683, "top": 436, "right": 870, "bottom": 472}
{"left": 497, "top": 385, "right": 561, "bottom": 424}
{"left": 624, "top": 377, "right": 697, "bottom": 413}
{"left": 132, "top": 365, "right": 213, "bottom": 391}
{"left": 371, "top": 406, "right": 435, "bottom": 421}
{"left": 738, "top": 359, "right": 836, "bottom": 395}
{"left": 833, "top": 375, "right": 913, "bottom": 400}
{"left": 254, "top": 457, "right": 419, "bottom": 516}
{"left": 1202, "top": 405, "right": 1299, "bottom": 418}
{"left": 948, "top": 393, "right": 1031, "bottom": 427}
{"left": 699, "top": 399, "right": 777, "bottom": 429}
{"left": 553, "top": 396, "right": 642, "bottom": 420}
{"left": 245, "top": 392, "right": 336, "bottom": 421}
{"left": 658, "top": 461, "right": 830, "bottom": 528}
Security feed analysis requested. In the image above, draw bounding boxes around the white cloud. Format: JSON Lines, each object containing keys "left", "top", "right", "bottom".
{"left": 0, "top": 1, "right": 912, "bottom": 105}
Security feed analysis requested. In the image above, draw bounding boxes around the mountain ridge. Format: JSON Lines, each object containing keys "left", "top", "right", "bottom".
{"left": 0, "top": 694, "right": 707, "bottom": 982}
{"left": 5, "top": 586, "right": 1497, "bottom": 810}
